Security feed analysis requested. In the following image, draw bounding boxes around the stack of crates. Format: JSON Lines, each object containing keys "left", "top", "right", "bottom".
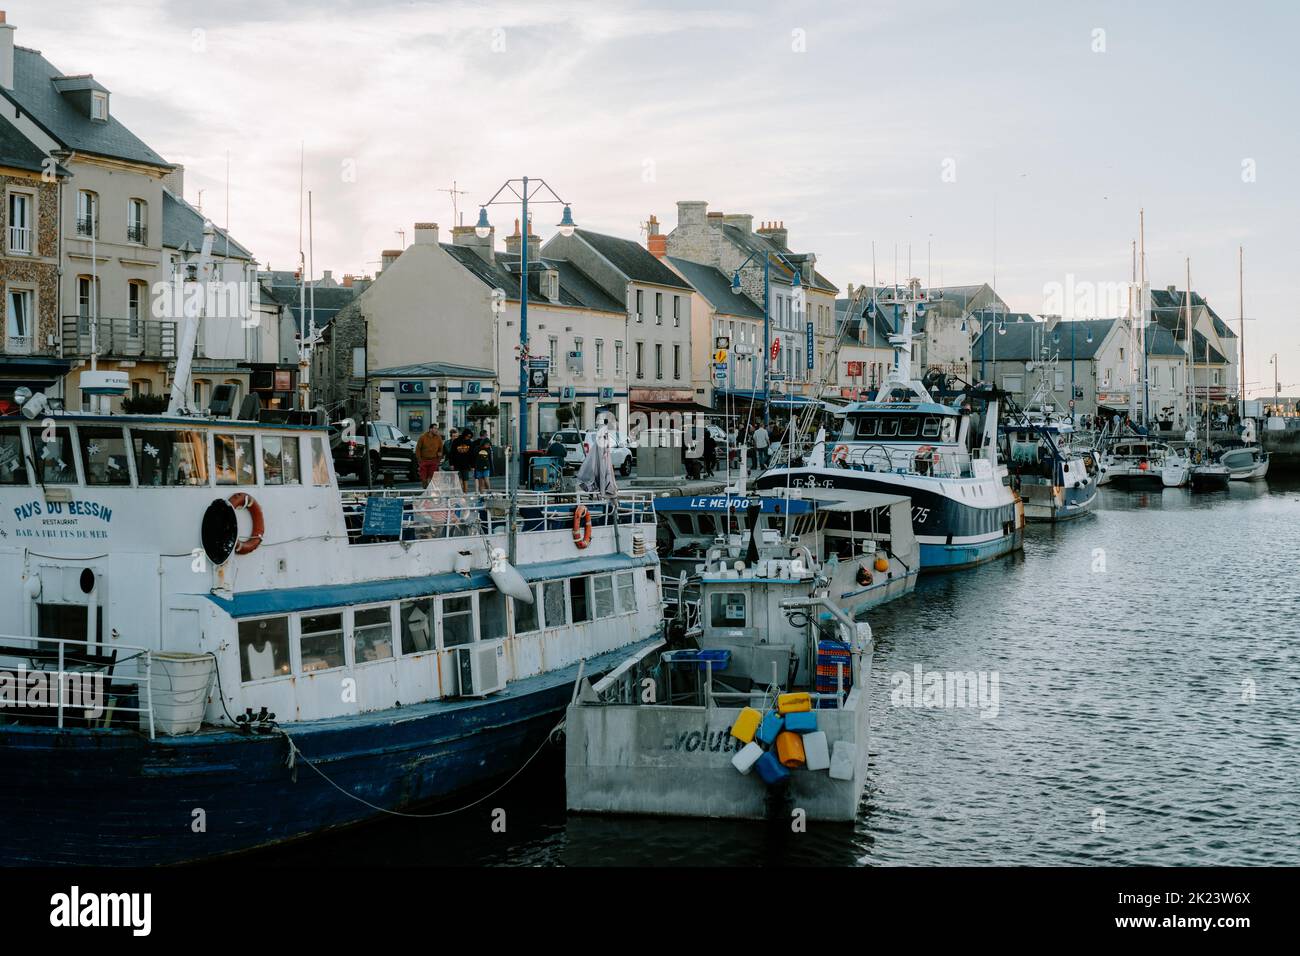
{"left": 815, "top": 639, "right": 852, "bottom": 706}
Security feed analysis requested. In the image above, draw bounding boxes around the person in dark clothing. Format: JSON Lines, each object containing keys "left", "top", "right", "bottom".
{"left": 473, "top": 431, "right": 492, "bottom": 493}
{"left": 449, "top": 427, "right": 475, "bottom": 492}
{"left": 702, "top": 428, "right": 717, "bottom": 477}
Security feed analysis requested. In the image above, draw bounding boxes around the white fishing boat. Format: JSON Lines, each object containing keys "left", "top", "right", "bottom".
{"left": 566, "top": 526, "right": 874, "bottom": 822}
{"left": 0, "top": 222, "right": 664, "bottom": 865}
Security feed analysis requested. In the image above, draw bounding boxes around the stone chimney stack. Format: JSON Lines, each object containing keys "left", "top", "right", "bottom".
{"left": 413, "top": 222, "right": 439, "bottom": 245}
{"left": 503, "top": 217, "right": 540, "bottom": 261}
{"left": 756, "top": 220, "right": 788, "bottom": 250}
{"left": 646, "top": 214, "right": 667, "bottom": 258}
{"left": 380, "top": 249, "right": 401, "bottom": 272}
{"left": 722, "top": 213, "right": 754, "bottom": 234}
{"left": 676, "top": 200, "right": 708, "bottom": 228}
{"left": 452, "top": 223, "right": 495, "bottom": 265}
{"left": 0, "top": 12, "right": 15, "bottom": 92}
{"left": 162, "top": 164, "right": 185, "bottom": 199}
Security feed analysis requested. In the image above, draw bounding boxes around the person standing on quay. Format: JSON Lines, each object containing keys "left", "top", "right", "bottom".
{"left": 752, "top": 422, "right": 770, "bottom": 470}
{"left": 474, "top": 430, "right": 493, "bottom": 493}
{"left": 415, "top": 424, "right": 443, "bottom": 486}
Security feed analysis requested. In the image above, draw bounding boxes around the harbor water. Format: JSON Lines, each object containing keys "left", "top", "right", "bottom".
{"left": 247, "top": 478, "right": 1300, "bottom": 867}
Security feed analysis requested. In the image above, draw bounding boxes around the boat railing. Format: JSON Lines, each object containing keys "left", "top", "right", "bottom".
{"left": 0, "top": 633, "right": 156, "bottom": 738}
{"left": 340, "top": 489, "right": 656, "bottom": 543}
{"left": 769, "top": 439, "right": 980, "bottom": 479}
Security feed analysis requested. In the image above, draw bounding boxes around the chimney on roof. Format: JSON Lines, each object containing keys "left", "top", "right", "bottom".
{"left": 503, "top": 217, "right": 540, "bottom": 261}
{"left": 647, "top": 214, "right": 667, "bottom": 258}
{"left": 414, "top": 222, "right": 439, "bottom": 245}
{"left": 162, "top": 164, "right": 185, "bottom": 199}
{"left": 0, "top": 11, "right": 15, "bottom": 91}
{"left": 721, "top": 213, "right": 753, "bottom": 234}
{"left": 341, "top": 274, "right": 354, "bottom": 288}
{"left": 756, "top": 220, "right": 788, "bottom": 250}
{"left": 676, "top": 200, "right": 707, "bottom": 228}
{"left": 451, "top": 222, "right": 494, "bottom": 265}
{"left": 380, "top": 249, "right": 402, "bottom": 272}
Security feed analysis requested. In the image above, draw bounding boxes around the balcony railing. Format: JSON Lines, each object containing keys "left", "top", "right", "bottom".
{"left": 7, "top": 225, "right": 32, "bottom": 254}
{"left": 75, "top": 216, "right": 97, "bottom": 238}
{"left": 4, "top": 332, "right": 33, "bottom": 355}
{"left": 61, "top": 315, "right": 176, "bottom": 360}
{"left": 127, "top": 223, "right": 147, "bottom": 244}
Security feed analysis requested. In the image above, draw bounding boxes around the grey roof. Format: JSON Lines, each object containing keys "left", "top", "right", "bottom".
{"left": 834, "top": 298, "right": 894, "bottom": 345}
{"left": 262, "top": 284, "right": 360, "bottom": 329}
{"left": 161, "top": 189, "right": 252, "bottom": 260}
{"left": 667, "top": 256, "right": 765, "bottom": 320}
{"left": 974, "top": 318, "right": 1115, "bottom": 361}
{"left": 1149, "top": 287, "right": 1235, "bottom": 339}
{"left": 573, "top": 229, "right": 691, "bottom": 290}
{"left": 3, "top": 47, "right": 170, "bottom": 169}
{"left": 441, "top": 245, "right": 624, "bottom": 314}
{"left": 0, "top": 115, "right": 61, "bottom": 174}
{"left": 718, "top": 224, "right": 838, "bottom": 293}
{"left": 1144, "top": 322, "right": 1184, "bottom": 357}
{"left": 371, "top": 361, "right": 494, "bottom": 379}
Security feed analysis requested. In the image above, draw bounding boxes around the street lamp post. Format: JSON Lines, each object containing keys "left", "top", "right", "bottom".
{"left": 474, "top": 179, "right": 575, "bottom": 483}
{"left": 731, "top": 248, "right": 803, "bottom": 425}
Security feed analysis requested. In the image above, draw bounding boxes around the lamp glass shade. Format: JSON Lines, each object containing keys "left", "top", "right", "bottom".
{"left": 730, "top": 272, "right": 742, "bottom": 294}
{"left": 556, "top": 205, "right": 576, "bottom": 237}
{"left": 474, "top": 207, "right": 491, "bottom": 239}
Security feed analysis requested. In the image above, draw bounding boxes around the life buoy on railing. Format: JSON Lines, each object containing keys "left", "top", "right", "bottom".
{"left": 228, "top": 492, "right": 265, "bottom": 555}
{"left": 572, "top": 504, "right": 593, "bottom": 550}
{"left": 914, "top": 445, "right": 941, "bottom": 473}
{"left": 832, "top": 444, "right": 849, "bottom": 466}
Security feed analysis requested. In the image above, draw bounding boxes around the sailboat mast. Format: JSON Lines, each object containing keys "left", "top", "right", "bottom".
{"left": 1185, "top": 258, "right": 1195, "bottom": 440}
{"left": 1138, "top": 209, "right": 1148, "bottom": 424}
{"left": 1238, "top": 246, "right": 1245, "bottom": 417}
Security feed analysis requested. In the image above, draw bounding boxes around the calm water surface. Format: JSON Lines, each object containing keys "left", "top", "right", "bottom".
{"left": 254, "top": 478, "right": 1300, "bottom": 866}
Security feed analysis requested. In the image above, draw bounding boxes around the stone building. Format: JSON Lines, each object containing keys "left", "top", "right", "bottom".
{"left": 0, "top": 112, "right": 65, "bottom": 405}
{"left": 665, "top": 201, "right": 838, "bottom": 403}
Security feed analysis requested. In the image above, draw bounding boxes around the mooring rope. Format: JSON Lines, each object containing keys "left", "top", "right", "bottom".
{"left": 276, "top": 718, "right": 565, "bottom": 820}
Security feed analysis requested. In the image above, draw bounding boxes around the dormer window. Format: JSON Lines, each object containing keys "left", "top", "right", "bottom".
{"left": 91, "top": 91, "right": 108, "bottom": 121}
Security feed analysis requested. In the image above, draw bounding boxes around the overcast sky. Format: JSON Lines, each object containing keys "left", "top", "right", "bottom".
{"left": 13, "top": 0, "right": 1299, "bottom": 395}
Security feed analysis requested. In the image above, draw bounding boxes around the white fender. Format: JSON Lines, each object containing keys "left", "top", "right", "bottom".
{"left": 489, "top": 548, "right": 533, "bottom": 602}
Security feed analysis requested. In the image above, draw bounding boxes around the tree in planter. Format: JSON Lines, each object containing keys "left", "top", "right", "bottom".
{"left": 122, "top": 394, "right": 169, "bottom": 415}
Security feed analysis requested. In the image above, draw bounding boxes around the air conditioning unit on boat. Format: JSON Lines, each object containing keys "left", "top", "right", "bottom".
{"left": 456, "top": 641, "right": 507, "bottom": 697}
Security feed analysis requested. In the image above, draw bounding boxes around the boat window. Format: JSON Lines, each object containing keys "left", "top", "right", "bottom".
{"left": 543, "top": 580, "right": 568, "bottom": 628}
{"left": 480, "top": 589, "right": 508, "bottom": 641}
{"left": 0, "top": 426, "right": 28, "bottom": 485}
{"left": 238, "top": 617, "right": 291, "bottom": 682}
{"left": 922, "top": 417, "right": 941, "bottom": 438}
{"left": 440, "top": 595, "right": 474, "bottom": 647}
{"left": 569, "top": 577, "right": 591, "bottom": 624}
{"left": 300, "top": 612, "right": 345, "bottom": 672}
{"left": 215, "top": 434, "right": 256, "bottom": 486}
{"left": 877, "top": 418, "right": 899, "bottom": 438}
{"left": 592, "top": 574, "right": 615, "bottom": 618}
{"left": 262, "top": 434, "right": 301, "bottom": 486}
{"left": 513, "top": 586, "right": 540, "bottom": 634}
{"left": 352, "top": 606, "right": 394, "bottom": 663}
{"left": 132, "top": 430, "right": 208, "bottom": 486}
{"left": 898, "top": 417, "right": 919, "bottom": 438}
{"left": 399, "top": 598, "right": 434, "bottom": 654}
{"left": 78, "top": 426, "right": 132, "bottom": 485}
{"left": 671, "top": 514, "right": 695, "bottom": 535}
{"left": 309, "top": 436, "right": 330, "bottom": 486}
{"left": 616, "top": 571, "right": 637, "bottom": 613}
{"left": 709, "top": 591, "right": 747, "bottom": 627}
{"left": 28, "top": 426, "right": 77, "bottom": 484}
{"left": 697, "top": 513, "right": 717, "bottom": 535}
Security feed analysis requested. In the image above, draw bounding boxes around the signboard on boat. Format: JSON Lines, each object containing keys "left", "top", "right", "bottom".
{"left": 361, "top": 496, "right": 405, "bottom": 538}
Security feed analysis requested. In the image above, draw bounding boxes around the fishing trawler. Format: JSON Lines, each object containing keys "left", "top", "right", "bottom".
{"left": 1000, "top": 416, "right": 1097, "bottom": 522}
{"left": 755, "top": 280, "right": 1023, "bottom": 570}
{"left": 655, "top": 488, "right": 919, "bottom": 619}
{"left": 0, "top": 223, "right": 663, "bottom": 865}
{"left": 566, "top": 517, "right": 874, "bottom": 822}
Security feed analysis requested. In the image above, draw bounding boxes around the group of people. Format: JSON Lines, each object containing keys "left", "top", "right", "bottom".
{"left": 415, "top": 424, "right": 493, "bottom": 492}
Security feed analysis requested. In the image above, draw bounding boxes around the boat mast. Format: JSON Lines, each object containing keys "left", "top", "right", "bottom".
{"left": 1184, "top": 258, "right": 1196, "bottom": 445}
{"left": 1238, "top": 246, "right": 1245, "bottom": 417}
{"left": 1139, "top": 209, "right": 1149, "bottom": 425}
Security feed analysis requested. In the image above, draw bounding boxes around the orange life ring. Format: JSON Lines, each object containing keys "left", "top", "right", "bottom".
{"left": 832, "top": 444, "right": 849, "bottom": 465}
{"left": 572, "top": 504, "right": 593, "bottom": 550}
{"left": 229, "top": 492, "right": 265, "bottom": 555}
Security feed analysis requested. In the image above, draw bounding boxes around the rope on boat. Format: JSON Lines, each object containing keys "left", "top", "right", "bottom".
{"left": 275, "top": 717, "right": 565, "bottom": 820}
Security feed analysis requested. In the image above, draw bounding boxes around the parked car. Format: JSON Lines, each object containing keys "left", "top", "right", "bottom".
{"left": 332, "top": 420, "right": 419, "bottom": 481}
{"left": 545, "top": 430, "right": 587, "bottom": 470}
{"left": 582, "top": 429, "right": 636, "bottom": 477}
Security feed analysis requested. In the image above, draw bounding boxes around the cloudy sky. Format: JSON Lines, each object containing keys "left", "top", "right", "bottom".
{"left": 14, "top": 0, "right": 1298, "bottom": 395}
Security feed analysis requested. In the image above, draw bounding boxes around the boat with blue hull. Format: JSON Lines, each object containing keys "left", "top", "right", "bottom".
{"left": 756, "top": 280, "right": 1023, "bottom": 571}
{"left": 0, "top": 225, "right": 667, "bottom": 866}
{"left": 1000, "top": 418, "right": 1098, "bottom": 523}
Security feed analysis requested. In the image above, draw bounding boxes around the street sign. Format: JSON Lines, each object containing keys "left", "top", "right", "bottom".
{"left": 770, "top": 339, "right": 781, "bottom": 361}
{"left": 528, "top": 358, "right": 550, "bottom": 369}
{"left": 713, "top": 349, "right": 728, "bottom": 364}
{"left": 465, "top": 381, "right": 482, "bottom": 396}
{"left": 768, "top": 372, "right": 785, "bottom": 382}
{"left": 806, "top": 322, "right": 814, "bottom": 367}
{"left": 397, "top": 381, "right": 425, "bottom": 395}
{"left": 846, "top": 360, "right": 863, "bottom": 376}
{"left": 715, "top": 336, "right": 730, "bottom": 350}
